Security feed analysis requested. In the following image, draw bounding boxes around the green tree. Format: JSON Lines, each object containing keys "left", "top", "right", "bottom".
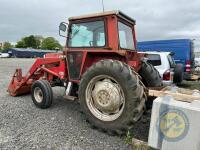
{"left": 41, "top": 37, "right": 62, "bottom": 50}
{"left": 15, "top": 35, "right": 41, "bottom": 49}
{"left": 16, "top": 40, "right": 25, "bottom": 48}
{"left": 3, "top": 42, "right": 13, "bottom": 50}
{"left": 0, "top": 43, "right": 2, "bottom": 52}
{"left": 23, "top": 35, "right": 37, "bottom": 48}
{"left": 35, "top": 36, "right": 44, "bottom": 49}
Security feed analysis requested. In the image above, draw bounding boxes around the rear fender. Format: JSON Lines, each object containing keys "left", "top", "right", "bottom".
{"left": 81, "top": 51, "right": 125, "bottom": 76}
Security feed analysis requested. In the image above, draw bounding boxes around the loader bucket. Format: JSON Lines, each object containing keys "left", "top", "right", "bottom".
{"left": 7, "top": 68, "right": 31, "bottom": 96}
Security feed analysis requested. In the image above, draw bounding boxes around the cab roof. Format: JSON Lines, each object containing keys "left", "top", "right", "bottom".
{"left": 68, "top": 10, "right": 136, "bottom": 24}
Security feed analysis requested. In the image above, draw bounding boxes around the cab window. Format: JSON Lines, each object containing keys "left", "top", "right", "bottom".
{"left": 68, "top": 20, "right": 105, "bottom": 47}
{"left": 118, "top": 22, "right": 135, "bottom": 50}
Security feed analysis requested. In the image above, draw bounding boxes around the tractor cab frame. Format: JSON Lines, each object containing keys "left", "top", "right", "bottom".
{"left": 57, "top": 11, "right": 144, "bottom": 82}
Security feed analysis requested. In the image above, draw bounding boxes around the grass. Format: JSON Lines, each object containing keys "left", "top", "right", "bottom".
{"left": 124, "top": 131, "right": 133, "bottom": 145}
{"left": 133, "top": 145, "right": 154, "bottom": 150}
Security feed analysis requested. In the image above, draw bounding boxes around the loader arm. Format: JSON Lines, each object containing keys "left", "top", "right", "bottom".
{"left": 8, "top": 55, "right": 67, "bottom": 96}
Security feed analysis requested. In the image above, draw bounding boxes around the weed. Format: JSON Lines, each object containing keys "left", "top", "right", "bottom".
{"left": 124, "top": 131, "right": 133, "bottom": 144}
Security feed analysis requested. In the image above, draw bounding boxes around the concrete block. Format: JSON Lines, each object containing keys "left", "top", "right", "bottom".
{"left": 148, "top": 96, "right": 200, "bottom": 150}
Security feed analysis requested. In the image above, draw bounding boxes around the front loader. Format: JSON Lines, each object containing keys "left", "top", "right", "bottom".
{"left": 8, "top": 10, "right": 162, "bottom": 135}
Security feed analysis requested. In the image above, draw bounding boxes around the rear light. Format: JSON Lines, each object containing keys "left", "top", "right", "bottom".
{"left": 163, "top": 70, "right": 170, "bottom": 81}
{"left": 185, "top": 60, "right": 191, "bottom": 72}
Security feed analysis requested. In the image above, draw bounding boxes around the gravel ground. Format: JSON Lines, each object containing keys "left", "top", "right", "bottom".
{"left": 0, "top": 58, "right": 150, "bottom": 150}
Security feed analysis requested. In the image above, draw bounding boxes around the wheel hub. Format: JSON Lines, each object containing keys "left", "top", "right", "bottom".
{"left": 92, "top": 79, "right": 121, "bottom": 113}
{"left": 34, "top": 87, "right": 43, "bottom": 103}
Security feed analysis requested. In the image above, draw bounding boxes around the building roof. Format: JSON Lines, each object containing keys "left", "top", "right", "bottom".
{"left": 69, "top": 10, "right": 136, "bottom": 24}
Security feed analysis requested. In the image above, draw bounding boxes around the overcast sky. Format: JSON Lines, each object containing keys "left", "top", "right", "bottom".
{"left": 0, "top": 0, "right": 200, "bottom": 51}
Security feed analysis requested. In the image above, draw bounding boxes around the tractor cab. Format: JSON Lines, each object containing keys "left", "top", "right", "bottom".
{"left": 59, "top": 10, "right": 137, "bottom": 51}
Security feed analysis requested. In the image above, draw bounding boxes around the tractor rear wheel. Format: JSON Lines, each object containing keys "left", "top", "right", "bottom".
{"left": 139, "top": 61, "right": 162, "bottom": 87}
{"left": 78, "top": 60, "right": 147, "bottom": 135}
{"left": 31, "top": 80, "right": 53, "bottom": 109}
{"left": 139, "top": 61, "right": 163, "bottom": 109}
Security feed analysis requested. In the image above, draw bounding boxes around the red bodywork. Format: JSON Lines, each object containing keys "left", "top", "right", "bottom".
{"left": 8, "top": 11, "right": 145, "bottom": 96}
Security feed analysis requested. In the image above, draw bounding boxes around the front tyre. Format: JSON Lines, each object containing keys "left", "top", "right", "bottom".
{"left": 31, "top": 80, "right": 53, "bottom": 109}
{"left": 79, "top": 60, "right": 147, "bottom": 135}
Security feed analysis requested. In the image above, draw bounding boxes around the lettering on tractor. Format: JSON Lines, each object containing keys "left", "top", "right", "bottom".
{"left": 7, "top": 11, "right": 162, "bottom": 135}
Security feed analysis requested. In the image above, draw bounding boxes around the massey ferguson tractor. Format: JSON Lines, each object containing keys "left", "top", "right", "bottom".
{"left": 8, "top": 11, "right": 162, "bottom": 135}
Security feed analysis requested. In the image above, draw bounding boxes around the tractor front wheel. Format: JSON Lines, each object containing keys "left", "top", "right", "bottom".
{"left": 78, "top": 60, "right": 147, "bottom": 135}
{"left": 31, "top": 80, "right": 53, "bottom": 109}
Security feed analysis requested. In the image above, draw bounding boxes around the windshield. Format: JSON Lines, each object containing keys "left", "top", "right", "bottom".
{"left": 68, "top": 20, "right": 105, "bottom": 47}
{"left": 118, "top": 22, "right": 135, "bottom": 50}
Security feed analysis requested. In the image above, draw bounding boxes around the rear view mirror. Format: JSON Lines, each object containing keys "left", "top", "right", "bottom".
{"left": 59, "top": 22, "right": 68, "bottom": 38}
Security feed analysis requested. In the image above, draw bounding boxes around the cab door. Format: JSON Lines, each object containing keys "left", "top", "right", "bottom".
{"left": 66, "top": 19, "right": 106, "bottom": 80}
{"left": 66, "top": 51, "right": 84, "bottom": 80}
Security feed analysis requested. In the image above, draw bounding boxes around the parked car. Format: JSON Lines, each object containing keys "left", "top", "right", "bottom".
{"left": 137, "top": 39, "right": 195, "bottom": 80}
{"left": 0, "top": 53, "right": 10, "bottom": 58}
{"left": 195, "top": 57, "right": 200, "bottom": 67}
{"left": 140, "top": 51, "right": 183, "bottom": 85}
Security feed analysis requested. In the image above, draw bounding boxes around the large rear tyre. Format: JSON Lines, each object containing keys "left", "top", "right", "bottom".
{"left": 139, "top": 61, "right": 162, "bottom": 109}
{"left": 31, "top": 80, "right": 53, "bottom": 109}
{"left": 139, "top": 61, "right": 162, "bottom": 87}
{"left": 78, "top": 60, "right": 147, "bottom": 135}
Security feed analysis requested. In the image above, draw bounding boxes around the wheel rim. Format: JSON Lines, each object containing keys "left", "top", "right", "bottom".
{"left": 34, "top": 87, "right": 43, "bottom": 103}
{"left": 86, "top": 75, "right": 125, "bottom": 122}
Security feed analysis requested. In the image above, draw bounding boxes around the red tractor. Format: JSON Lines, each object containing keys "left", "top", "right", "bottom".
{"left": 8, "top": 11, "right": 162, "bottom": 135}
